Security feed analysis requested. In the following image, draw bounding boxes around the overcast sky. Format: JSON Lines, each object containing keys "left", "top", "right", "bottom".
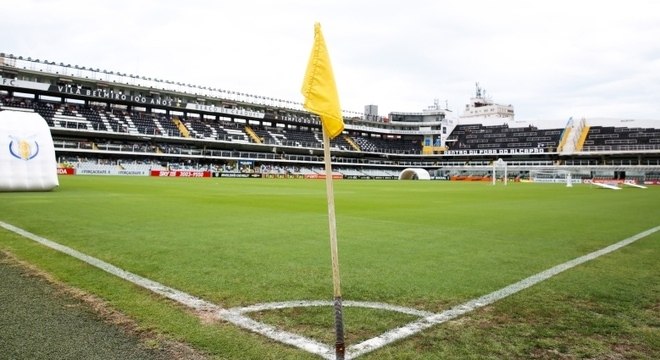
{"left": 2, "top": 0, "right": 659, "bottom": 127}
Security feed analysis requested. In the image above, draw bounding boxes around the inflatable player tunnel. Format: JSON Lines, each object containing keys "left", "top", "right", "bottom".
{"left": 399, "top": 168, "right": 431, "bottom": 180}
{"left": 0, "top": 111, "right": 59, "bottom": 191}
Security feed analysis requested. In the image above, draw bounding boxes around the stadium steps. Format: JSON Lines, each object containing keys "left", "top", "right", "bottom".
{"left": 575, "top": 125, "right": 591, "bottom": 151}
{"left": 97, "top": 112, "right": 115, "bottom": 132}
{"left": 267, "top": 130, "right": 284, "bottom": 145}
{"left": 151, "top": 116, "right": 168, "bottom": 136}
{"left": 119, "top": 114, "right": 140, "bottom": 135}
{"left": 560, "top": 118, "right": 588, "bottom": 154}
{"left": 244, "top": 125, "right": 263, "bottom": 144}
{"left": 223, "top": 127, "right": 250, "bottom": 143}
{"left": 206, "top": 124, "right": 218, "bottom": 139}
{"left": 557, "top": 127, "right": 572, "bottom": 152}
{"left": 343, "top": 135, "right": 361, "bottom": 151}
{"left": 48, "top": 108, "right": 93, "bottom": 131}
{"left": 172, "top": 116, "right": 190, "bottom": 138}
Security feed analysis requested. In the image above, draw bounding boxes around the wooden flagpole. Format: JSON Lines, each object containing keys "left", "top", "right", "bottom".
{"left": 321, "top": 127, "right": 345, "bottom": 360}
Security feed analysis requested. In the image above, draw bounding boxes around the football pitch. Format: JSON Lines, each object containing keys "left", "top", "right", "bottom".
{"left": 1, "top": 176, "right": 658, "bottom": 359}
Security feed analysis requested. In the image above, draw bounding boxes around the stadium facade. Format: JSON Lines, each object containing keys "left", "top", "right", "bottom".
{"left": 1, "top": 52, "right": 659, "bottom": 183}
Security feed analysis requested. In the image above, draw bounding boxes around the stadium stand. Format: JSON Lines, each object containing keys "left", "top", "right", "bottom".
{"left": 583, "top": 126, "right": 660, "bottom": 151}
{"left": 1, "top": 53, "right": 660, "bottom": 183}
{"left": 281, "top": 128, "right": 322, "bottom": 148}
{"left": 352, "top": 135, "right": 421, "bottom": 154}
{"left": 446, "top": 123, "right": 563, "bottom": 152}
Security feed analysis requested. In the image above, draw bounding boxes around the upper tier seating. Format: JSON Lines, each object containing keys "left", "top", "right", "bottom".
{"left": 583, "top": 126, "right": 660, "bottom": 150}
{"left": 446, "top": 123, "right": 563, "bottom": 152}
{"left": 352, "top": 135, "right": 421, "bottom": 154}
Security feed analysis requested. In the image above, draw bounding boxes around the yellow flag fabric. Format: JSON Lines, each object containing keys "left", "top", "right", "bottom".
{"left": 301, "top": 23, "right": 344, "bottom": 139}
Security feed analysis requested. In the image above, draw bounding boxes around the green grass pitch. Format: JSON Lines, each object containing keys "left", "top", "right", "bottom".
{"left": 1, "top": 176, "right": 658, "bottom": 359}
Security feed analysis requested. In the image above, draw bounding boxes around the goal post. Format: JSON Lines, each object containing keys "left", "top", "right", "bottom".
{"left": 529, "top": 169, "right": 575, "bottom": 186}
{"left": 492, "top": 158, "right": 507, "bottom": 186}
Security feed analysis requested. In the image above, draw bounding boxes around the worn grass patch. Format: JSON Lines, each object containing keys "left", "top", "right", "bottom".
{"left": 0, "top": 250, "right": 207, "bottom": 360}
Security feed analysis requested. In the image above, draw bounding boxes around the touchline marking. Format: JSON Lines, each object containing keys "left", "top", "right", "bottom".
{"left": 0, "top": 221, "right": 333, "bottom": 359}
{"left": 0, "top": 221, "right": 220, "bottom": 312}
{"left": 1, "top": 220, "right": 658, "bottom": 360}
{"left": 347, "top": 225, "right": 660, "bottom": 359}
{"left": 218, "top": 300, "right": 437, "bottom": 360}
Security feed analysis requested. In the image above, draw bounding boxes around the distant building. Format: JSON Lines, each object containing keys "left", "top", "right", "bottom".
{"left": 386, "top": 99, "right": 455, "bottom": 151}
{"left": 364, "top": 104, "right": 378, "bottom": 121}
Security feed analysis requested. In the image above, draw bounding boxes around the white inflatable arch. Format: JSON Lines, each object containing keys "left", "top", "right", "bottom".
{"left": 0, "top": 111, "right": 59, "bottom": 191}
{"left": 398, "top": 168, "right": 431, "bottom": 180}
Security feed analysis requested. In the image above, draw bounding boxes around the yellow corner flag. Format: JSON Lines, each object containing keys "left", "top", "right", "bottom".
{"left": 301, "top": 22, "right": 345, "bottom": 139}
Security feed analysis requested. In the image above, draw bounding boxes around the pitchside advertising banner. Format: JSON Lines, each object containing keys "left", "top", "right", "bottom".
{"left": 57, "top": 168, "right": 75, "bottom": 175}
{"left": 262, "top": 173, "right": 304, "bottom": 179}
{"left": 212, "top": 172, "right": 262, "bottom": 178}
{"left": 588, "top": 179, "right": 660, "bottom": 186}
{"left": 343, "top": 175, "right": 398, "bottom": 180}
{"left": 151, "top": 170, "right": 212, "bottom": 177}
{"left": 77, "top": 169, "right": 150, "bottom": 176}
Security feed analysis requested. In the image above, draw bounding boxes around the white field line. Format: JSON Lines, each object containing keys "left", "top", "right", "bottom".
{"left": 0, "top": 221, "right": 219, "bottom": 312}
{"left": 0, "top": 221, "right": 333, "bottom": 358}
{"left": 346, "top": 225, "right": 660, "bottom": 359}
{"left": 230, "top": 300, "right": 435, "bottom": 317}
{"left": 1, "top": 220, "right": 658, "bottom": 360}
{"left": 218, "top": 309, "right": 333, "bottom": 358}
{"left": 592, "top": 182, "right": 622, "bottom": 190}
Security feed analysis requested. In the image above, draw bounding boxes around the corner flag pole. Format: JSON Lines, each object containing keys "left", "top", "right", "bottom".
{"left": 300, "top": 22, "right": 346, "bottom": 360}
{"left": 322, "top": 127, "right": 345, "bottom": 359}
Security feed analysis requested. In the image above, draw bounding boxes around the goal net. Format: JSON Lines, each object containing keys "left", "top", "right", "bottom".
{"left": 529, "top": 169, "right": 573, "bottom": 185}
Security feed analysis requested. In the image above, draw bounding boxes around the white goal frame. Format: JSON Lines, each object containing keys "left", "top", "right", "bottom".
{"left": 529, "top": 169, "right": 575, "bottom": 186}
{"left": 492, "top": 158, "right": 508, "bottom": 185}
